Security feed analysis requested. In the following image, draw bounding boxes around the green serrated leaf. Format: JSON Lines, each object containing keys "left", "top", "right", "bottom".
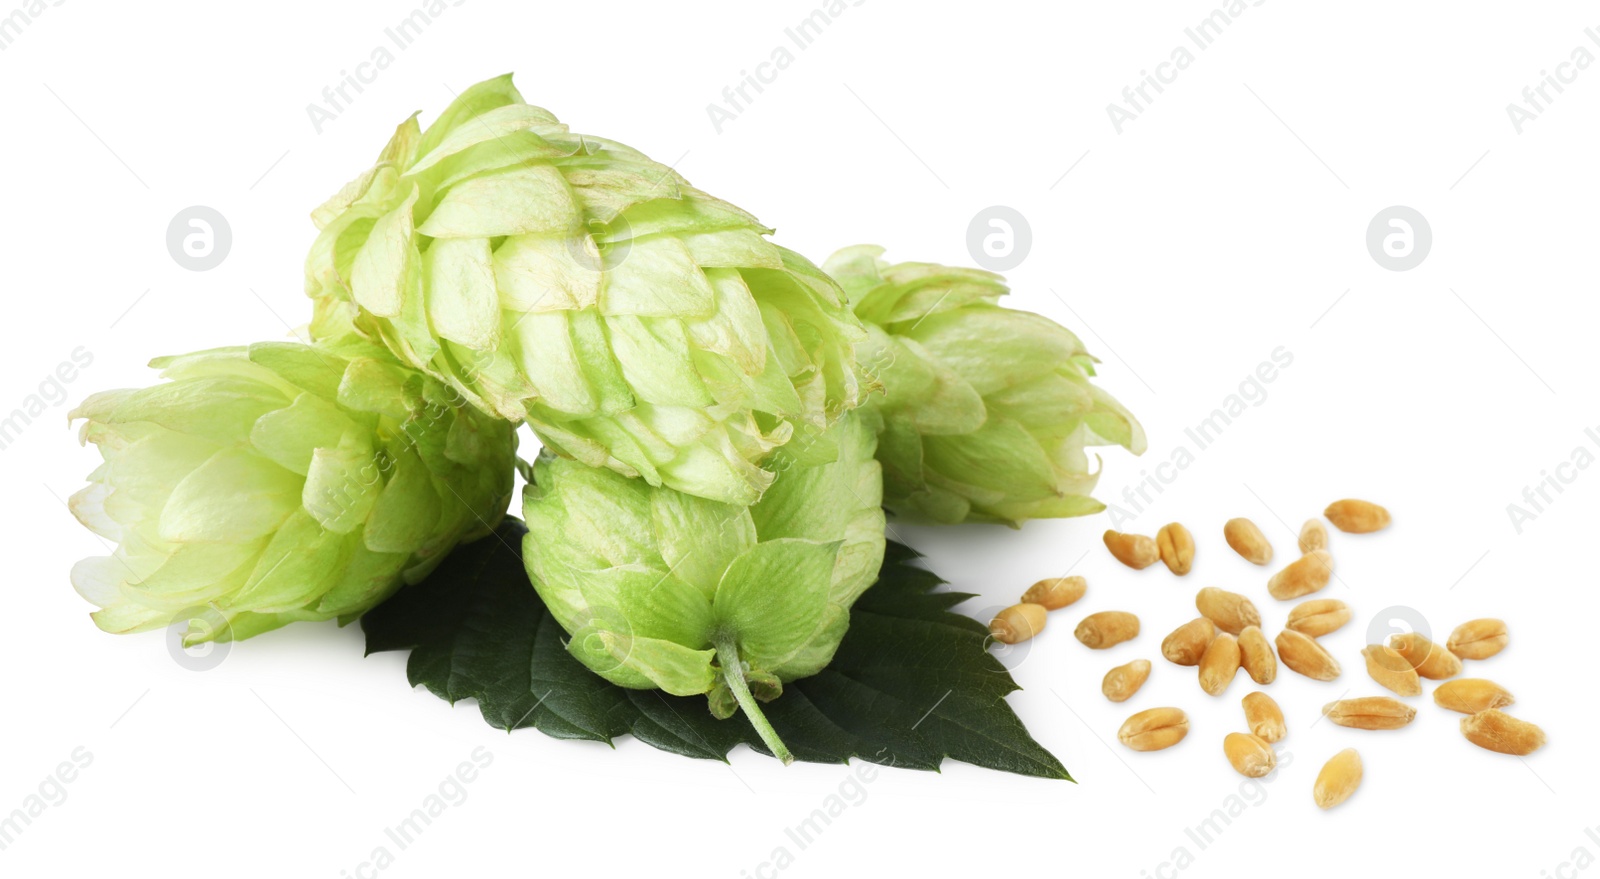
{"left": 360, "top": 518, "right": 1070, "bottom": 780}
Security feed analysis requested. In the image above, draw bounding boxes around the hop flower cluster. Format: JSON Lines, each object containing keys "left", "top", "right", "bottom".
{"left": 67, "top": 75, "right": 1141, "bottom": 763}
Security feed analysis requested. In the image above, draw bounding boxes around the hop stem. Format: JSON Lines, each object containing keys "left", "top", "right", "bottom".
{"left": 714, "top": 632, "right": 794, "bottom": 766}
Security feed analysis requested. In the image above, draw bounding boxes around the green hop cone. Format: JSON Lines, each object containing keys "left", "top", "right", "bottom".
{"left": 825, "top": 245, "right": 1146, "bottom": 526}
{"left": 521, "top": 412, "right": 885, "bottom": 764}
{"left": 306, "top": 73, "right": 868, "bottom": 506}
{"left": 68, "top": 339, "right": 517, "bottom": 643}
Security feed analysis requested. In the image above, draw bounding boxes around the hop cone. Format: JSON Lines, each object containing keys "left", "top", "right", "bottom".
{"left": 826, "top": 245, "right": 1145, "bottom": 526}
{"left": 306, "top": 74, "right": 867, "bottom": 506}
{"left": 68, "top": 340, "right": 517, "bottom": 643}
{"left": 521, "top": 412, "right": 884, "bottom": 763}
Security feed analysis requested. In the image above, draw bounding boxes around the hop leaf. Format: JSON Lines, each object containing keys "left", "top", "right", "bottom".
{"left": 305, "top": 74, "right": 868, "bottom": 506}
{"left": 364, "top": 530, "right": 1071, "bottom": 779}
{"left": 827, "top": 245, "right": 1146, "bottom": 526}
{"left": 67, "top": 339, "right": 518, "bottom": 643}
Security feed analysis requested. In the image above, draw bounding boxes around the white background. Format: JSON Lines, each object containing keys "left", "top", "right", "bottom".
{"left": 3, "top": 1, "right": 1597, "bottom": 876}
